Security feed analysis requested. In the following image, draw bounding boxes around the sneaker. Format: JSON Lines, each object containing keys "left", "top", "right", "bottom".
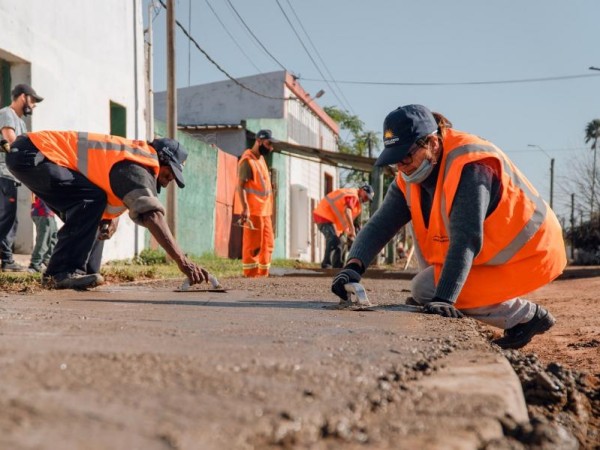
{"left": 493, "top": 305, "right": 556, "bottom": 349}
{"left": 27, "top": 265, "right": 43, "bottom": 273}
{"left": 2, "top": 261, "right": 27, "bottom": 272}
{"left": 41, "top": 272, "right": 104, "bottom": 290}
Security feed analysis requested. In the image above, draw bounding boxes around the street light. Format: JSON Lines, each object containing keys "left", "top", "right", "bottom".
{"left": 528, "top": 144, "right": 555, "bottom": 209}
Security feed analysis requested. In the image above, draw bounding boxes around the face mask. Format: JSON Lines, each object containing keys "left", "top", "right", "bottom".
{"left": 401, "top": 159, "right": 435, "bottom": 184}
{"left": 23, "top": 103, "right": 33, "bottom": 117}
{"left": 259, "top": 145, "right": 270, "bottom": 156}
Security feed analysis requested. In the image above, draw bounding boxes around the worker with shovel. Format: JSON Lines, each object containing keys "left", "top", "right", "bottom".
{"left": 313, "top": 185, "right": 374, "bottom": 268}
{"left": 5, "top": 132, "right": 208, "bottom": 290}
{"left": 331, "top": 105, "right": 567, "bottom": 349}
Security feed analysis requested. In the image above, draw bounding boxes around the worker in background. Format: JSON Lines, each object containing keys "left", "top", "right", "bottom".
{"left": 6, "top": 131, "right": 208, "bottom": 290}
{"left": 313, "top": 185, "right": 374, "bottom": 268}
{"left": 0, "top": 84, "right": 43, "bottom": 272}
{"left": 331, "top": 104, "right": 566, "bottom": 349}
{"left": 28, "top": 194, "right": 58, "bottom": 273}
{"left": 235, "top": 129, "right": 275, "bottom": 277}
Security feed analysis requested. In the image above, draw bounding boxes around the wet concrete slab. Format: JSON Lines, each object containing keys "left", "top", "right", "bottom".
{"left": 0, "top": 277, "right": 528, "bottom": 449}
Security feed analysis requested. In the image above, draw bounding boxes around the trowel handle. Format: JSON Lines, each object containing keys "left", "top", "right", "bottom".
{"left": 344, "top": 282, "right": 371, "bottom": 306}
{"left": 180, "top": 273, "right": 221, "bottom": 291}
{"left": 208, "top": 274, "right": 221, "bottom": 289}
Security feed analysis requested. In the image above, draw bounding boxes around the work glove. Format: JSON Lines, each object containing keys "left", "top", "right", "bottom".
{"left": 331, "top": 262, "right": 364, "bottom": 302}
{"left": 423, "top": 298, "right": 464, "bottom": 319}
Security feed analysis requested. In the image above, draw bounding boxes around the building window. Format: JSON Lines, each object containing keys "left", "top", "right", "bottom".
{"left": 324, "top": 173, "right": 333, "bottom": 195}
{"left": 0, "top": 60, "right": 11, "bottom": 107}
{"left": 110, "top": 101, "right": 126, "bottom": 137}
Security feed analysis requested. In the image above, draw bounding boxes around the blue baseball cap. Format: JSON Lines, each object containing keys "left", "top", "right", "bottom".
{"left": 375, "top": 104, "right": 438, "bottom": 166}
{"left": 151, "top": 138, "right": 188, "bottom": 188}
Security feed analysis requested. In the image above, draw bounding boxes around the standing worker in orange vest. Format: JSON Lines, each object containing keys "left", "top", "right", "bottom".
{"left": 5, "top": 131, "right": 208, "bottom": 290}
{"left": 235, "top": 130, "right": 275, "bottom": 277}
{"left": 331, "top": 105, "right": 567, "bottom": 349}
{"left": 313, "top": 185, "right": 374, "bottom": 268}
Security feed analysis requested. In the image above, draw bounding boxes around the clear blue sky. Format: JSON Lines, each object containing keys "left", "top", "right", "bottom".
{"left": 144, "top": 0, "right": 600, "bottom": 221}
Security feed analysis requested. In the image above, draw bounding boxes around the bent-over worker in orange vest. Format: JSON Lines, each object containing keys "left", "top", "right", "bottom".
{"left": 5, "top": 131, "right": 209, "bottom": 290}
{"left": 313, "top": 185, "right": 373, "bottom": 268}
{"left": 235, "top": 129, "right": 275, "bottom": 277}
{"left": 331, "top": 105, "right": 567, "bottom": 350}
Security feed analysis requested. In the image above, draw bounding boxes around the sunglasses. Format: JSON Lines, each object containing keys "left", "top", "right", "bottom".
{"left": 397, "top": 132, "right": 437, "bottom": 166}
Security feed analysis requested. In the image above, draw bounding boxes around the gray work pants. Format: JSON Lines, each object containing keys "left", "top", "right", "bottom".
{"left": 411, "top": 266, "right": 537, "bottom": 330}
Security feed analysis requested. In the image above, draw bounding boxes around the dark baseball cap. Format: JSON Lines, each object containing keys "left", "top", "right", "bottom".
{"left": 255, "top": 129, "right": 277, "bottom": 142}
{"left": 12, "top": 84, "right": 44, "bottom": 102}
{"left": 151, "top": 138, "right": 188, "bottom": 188}
{"left": 375, "top": 104, "right": 438, "bottom": 166}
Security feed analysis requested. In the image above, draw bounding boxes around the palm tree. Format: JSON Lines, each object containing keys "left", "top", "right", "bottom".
{"left": 584, "top": 119, "right": 600, "bottom": 217}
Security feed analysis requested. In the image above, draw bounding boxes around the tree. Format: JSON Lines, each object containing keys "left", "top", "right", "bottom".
{"left": 584, "top": 119, "right": 600, "bottom": 218}
{"left": 324, "top": 106, "right": 380, "bottom": 186}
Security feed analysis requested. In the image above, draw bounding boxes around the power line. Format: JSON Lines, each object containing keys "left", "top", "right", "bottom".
{"left": 274, "top": 0, "right": 352, "bottom": 113}
{"left": 204, "top": 0, "right": 264, "bottom": 74}
{"left": 507, "top": 147, "right": 588, "bottom": 153}
{"left": 224, "top": 0, "right": 288, "bottom": 71}
{"left": 283, "top": 0, "right": 355, "bottom": 114}
{"left": 157, "top": 0, "right": 289, "bottom": 100}
{"left": 300, "top": 73, "right": 600, "bottom": 86}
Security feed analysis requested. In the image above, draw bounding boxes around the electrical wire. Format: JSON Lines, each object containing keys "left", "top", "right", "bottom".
{"left": 300, "top": 73, "right": 600, "bottom": 86}
{"left": 274, "top": 0, "right": 352, "bottom": 113}
{"left": 224, "top": 0, "right": 288, "bottom": 71}
{"left": 282, "top": 0, "right": 355, "bottom": 114}
{"left": 157, "top": 0, "right": 290, "bottom": 100}
{"left": 204, "top": 0, "right": 264, "bottom": 74}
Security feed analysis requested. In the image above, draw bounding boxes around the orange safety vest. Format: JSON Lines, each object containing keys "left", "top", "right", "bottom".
{"left": 28, "top": 131, "right": 160, "bottom": 220}
{"left": 313, "top": 188, "right": 362, "bottom": 236}
{"left": 396, "top": 129, "right": 566, "bottom": 309}
{"left": 234, "top": 149, "right": 273, "bottom": 216}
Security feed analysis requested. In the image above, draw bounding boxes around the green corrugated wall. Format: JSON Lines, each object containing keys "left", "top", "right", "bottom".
{"left": 148, "top": 122, "right": 217, "bottom": 256}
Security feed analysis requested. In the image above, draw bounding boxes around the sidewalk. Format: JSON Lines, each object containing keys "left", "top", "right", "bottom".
{"left": 0, "top": 276, "right": 530, "bottom": 449}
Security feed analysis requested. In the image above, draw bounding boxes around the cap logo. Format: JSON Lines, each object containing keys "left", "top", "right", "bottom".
{"left": 384, "top": 129, "right": 399, "bottom": 146}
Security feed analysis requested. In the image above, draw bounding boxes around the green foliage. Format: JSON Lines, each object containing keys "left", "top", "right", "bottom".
{"left": 566, "top": 217, "right": 600, "bottom": 264}
{"left": 136, "top": 248, "right": 168, "bottom": 265}
{"left": 324, "top": 106, "right": 381, "bottom": 186}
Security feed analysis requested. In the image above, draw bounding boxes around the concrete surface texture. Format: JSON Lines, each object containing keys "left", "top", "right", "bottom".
{"left": 0, "top": 276, "right": 535, "bottom": 449}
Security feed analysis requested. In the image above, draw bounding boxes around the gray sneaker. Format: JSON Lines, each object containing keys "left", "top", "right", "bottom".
{"left": 2, "top": 261, "right": 27, "bottom": 272}
{"left": 493, "top": 305, "right": 556, "bottom": 349}
{"left": 42, "top": 273, "right": 104, "bottom": 290}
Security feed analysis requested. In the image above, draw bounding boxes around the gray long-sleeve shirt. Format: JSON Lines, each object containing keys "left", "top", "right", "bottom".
{"left": 348, "top": 162, "right": 501, "bottom": 303}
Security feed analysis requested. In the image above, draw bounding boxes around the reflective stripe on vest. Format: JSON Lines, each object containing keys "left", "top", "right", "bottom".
{"left": 77, "top": 132, "right": 158, "bottom": 217}
{"left": 404, "top": 143, "right": 548, "bottom": 267}
{"left": 244, "top": 158, "right": 272, "bottom": 197}
{"left": 325, "top": 191, "right": 352, "bottom": 230}
{"left": 437, "top": 143, "right": 547, "bottom": 266}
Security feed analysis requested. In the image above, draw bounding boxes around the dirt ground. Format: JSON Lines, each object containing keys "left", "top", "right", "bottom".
{"left": 492, "top": 274, "right": 600, "bottom": 449}
{"left": 0, "top": 270, "right": 598, "bottom": 449}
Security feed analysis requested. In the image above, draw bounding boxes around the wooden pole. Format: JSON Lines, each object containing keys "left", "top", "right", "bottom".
{"left": 166, "top": 0, "right": 177, "bottom": 237}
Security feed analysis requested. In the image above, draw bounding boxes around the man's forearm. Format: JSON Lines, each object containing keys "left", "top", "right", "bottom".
{"left": 236, "top": 185, "right": 249, "bottom": 213}
{"left": 141, "top": 210, "right": 186, "bottom": 265}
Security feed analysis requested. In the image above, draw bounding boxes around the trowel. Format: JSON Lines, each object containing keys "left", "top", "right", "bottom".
{"left": 175, "top": 274, "right": 227, "bottom": 293}
{"left": 330, "top": 282, "right": 374, "bottom": 310}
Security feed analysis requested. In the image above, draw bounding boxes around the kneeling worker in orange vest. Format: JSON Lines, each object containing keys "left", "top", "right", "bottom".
{"left": 235, "top": 130, "right": 275, "bottom": 277}
{"left": 5, "top": 132, "right": 208, "bottom": 290}
{"left": 313, "top": 185, "right": 373, "bottom": 268}
{"left": 331, "top": 105, "right": 567, "bottom": 349}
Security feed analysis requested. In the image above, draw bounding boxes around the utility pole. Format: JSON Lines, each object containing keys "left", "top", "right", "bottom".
{"left": 527, "top": 144, "right": 554, "bottom": 209}
{"left": 166, "top": 0, "right": 177, "bottom": 237}
{"left": 570, "top": 193, "right": 575, "bottom": 260}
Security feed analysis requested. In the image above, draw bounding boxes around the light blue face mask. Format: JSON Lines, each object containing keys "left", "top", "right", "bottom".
{"left": 401, "top": 159, "right": 435, "bottom": 184}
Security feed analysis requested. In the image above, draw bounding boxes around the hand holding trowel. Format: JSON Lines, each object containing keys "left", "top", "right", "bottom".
{"left": 177, "top": 273, "right": 227, "bottom": 292}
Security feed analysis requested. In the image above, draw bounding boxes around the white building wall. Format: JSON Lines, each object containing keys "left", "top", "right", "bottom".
{"left": 0, "top": 0, "right": 147, "bottom": 262}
